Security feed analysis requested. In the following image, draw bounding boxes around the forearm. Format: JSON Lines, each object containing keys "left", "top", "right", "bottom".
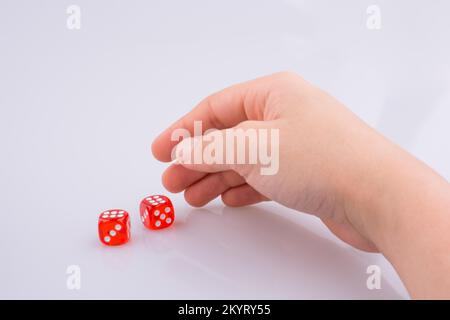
{"left": 349, "top": 136, "right": 450, "bottom": 298}
{"left": 378, "top": 168, "right": 450, "bottom": 298}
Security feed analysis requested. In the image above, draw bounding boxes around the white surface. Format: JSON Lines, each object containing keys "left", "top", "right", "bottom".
{"left": 1, "top": 0, "right": 450, "bottom": 299}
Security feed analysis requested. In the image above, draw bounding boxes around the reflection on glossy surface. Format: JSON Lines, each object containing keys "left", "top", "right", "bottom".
{"left": 149, "top": 205, "right": 403, "bottom": 299}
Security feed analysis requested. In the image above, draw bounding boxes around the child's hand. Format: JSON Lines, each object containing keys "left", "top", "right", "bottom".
{"left": 152, "top": 72, "right": 450, "bottom": 298}
{"left": 152, "top": 72, "right": 382, "bottom": 252}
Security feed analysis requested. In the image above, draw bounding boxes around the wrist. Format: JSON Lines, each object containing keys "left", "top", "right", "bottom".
{"left": 345, "top": 143, "right": 450, "bottom": 297}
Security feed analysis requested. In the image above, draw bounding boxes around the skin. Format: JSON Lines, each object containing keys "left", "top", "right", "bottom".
{"left": 152, "top": 72, "right": 450, "bottom": 299}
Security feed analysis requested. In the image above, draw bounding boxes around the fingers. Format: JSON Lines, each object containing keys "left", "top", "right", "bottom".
{"left": 164, "top": 165, "right": 268, "bottom": 208}
{"left": 161, "top": 119, "right": 275, "bottom": 206}
{"left": 173, "top": 133, "right": 235, "bottom": 174}
{"left": 172, "top": 120, "right": 274, "bottom": 178}
{"left": 184, "top": 171, "right": 246, "bottom": 207}
{"left": 221, "top": 184, "right": 269, "bottom": 207}
{"left": 152, "top": 74, "right": 276, "bottom": 162}
{"left": 162, "top": 164, "right": 207, "bottom": 193}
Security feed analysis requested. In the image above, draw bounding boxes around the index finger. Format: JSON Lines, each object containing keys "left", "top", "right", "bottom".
{"left": 151, "top": 75, "right": 274, "bottom": 162}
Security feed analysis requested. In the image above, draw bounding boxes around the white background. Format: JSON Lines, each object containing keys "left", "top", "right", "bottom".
{"left": 1, "top": 0, "right": 450, "bottom": 299}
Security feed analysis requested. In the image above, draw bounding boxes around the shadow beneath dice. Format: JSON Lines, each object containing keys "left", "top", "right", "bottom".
{"left": 158, "top": 204, "right": 405, "bottom": 299}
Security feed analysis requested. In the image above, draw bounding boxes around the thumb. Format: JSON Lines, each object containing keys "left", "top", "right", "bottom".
{"left": 171, "top": 120, "right": 278, "bottom": 176}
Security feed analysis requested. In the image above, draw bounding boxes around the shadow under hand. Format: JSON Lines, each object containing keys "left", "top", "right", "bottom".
{"left": 158, "top": 204, "right": 403, "bottom": 299}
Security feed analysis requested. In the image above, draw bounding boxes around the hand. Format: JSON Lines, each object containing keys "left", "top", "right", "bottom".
{"left": 152, "top": 72, "right": 450, "bottom": 298}
{"left": 152, "top": 71, "right": 385, "bottom": 251}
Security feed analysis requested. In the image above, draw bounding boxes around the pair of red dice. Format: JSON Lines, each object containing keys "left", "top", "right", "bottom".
{"left": 98, "top": 195, "right": 174, "bottom": 246}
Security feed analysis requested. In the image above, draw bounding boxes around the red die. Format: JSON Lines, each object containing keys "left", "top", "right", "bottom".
{"left": 98, "top": 209, "right": 130, "bottom": 246}
{"left": 140, "top": 195, "right": 174, "bottom": 230}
